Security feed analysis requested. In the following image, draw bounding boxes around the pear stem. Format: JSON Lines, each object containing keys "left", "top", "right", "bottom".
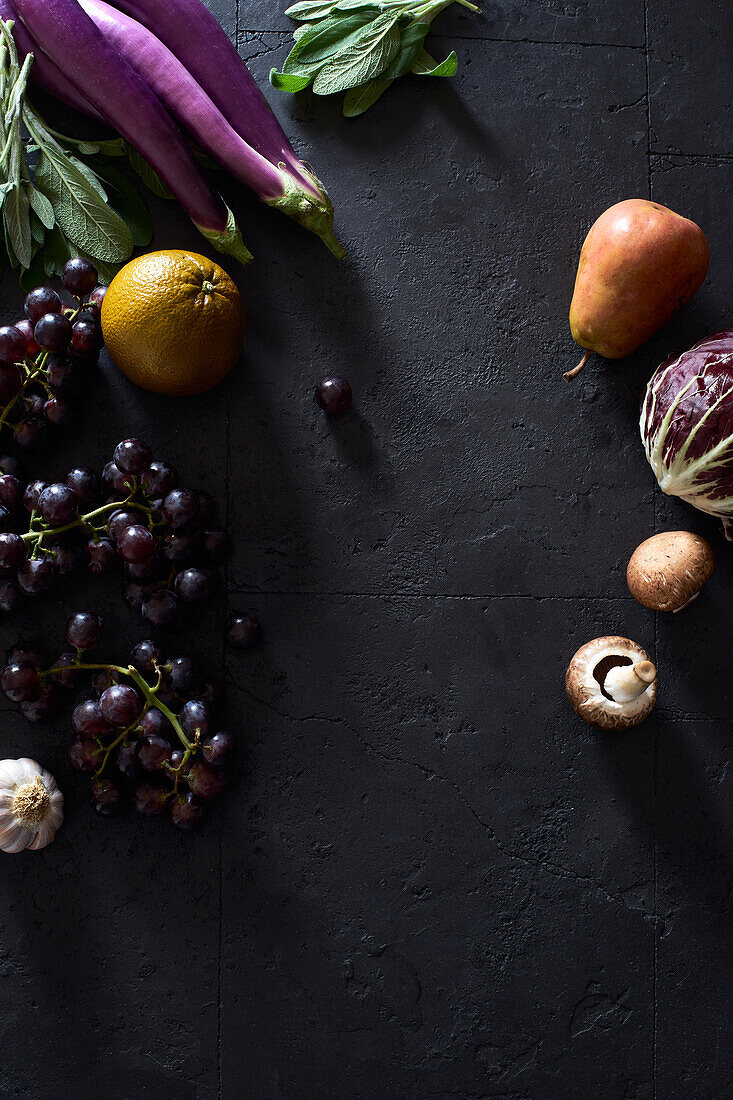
{"left": 564, "top": 350, "right": 592, "bottom": 382}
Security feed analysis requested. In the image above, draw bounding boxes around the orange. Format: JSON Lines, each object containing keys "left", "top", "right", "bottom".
{"left": 101, "top": 250, "right": 245, "bottom": 396}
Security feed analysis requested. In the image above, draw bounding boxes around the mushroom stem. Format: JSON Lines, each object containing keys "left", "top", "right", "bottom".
{"left": 604, "top": 660, "right": 657, "bottom": 703}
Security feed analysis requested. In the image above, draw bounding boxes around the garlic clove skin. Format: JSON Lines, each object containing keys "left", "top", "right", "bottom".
{"left": 0, "top": 758, "right": 63, "bottom": 854}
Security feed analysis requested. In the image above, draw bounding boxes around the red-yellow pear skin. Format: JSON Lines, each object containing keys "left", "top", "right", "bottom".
{"left": 569, "top": 199, "right": 709, "bottom": 360}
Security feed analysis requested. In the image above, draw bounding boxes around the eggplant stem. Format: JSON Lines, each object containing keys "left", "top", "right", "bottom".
{"left": 564, "top": 350, "right": 592, "bottom": 382}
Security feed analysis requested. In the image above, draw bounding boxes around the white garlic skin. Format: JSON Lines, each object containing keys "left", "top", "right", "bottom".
{"left": 0, "top": 758, "right": 63, "bottom": 854}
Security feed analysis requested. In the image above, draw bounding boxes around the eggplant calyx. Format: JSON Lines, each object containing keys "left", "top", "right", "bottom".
{"left": 269, "top": 169, "right": 346, "bottom": 260}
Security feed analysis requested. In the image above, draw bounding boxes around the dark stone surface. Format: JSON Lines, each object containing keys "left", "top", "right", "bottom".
{"left": 0, "top": 2, "right": 729, "bottom": 1098}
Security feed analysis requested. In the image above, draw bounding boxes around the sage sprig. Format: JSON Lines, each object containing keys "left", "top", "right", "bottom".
{"left": 0, "top": 20, "right": 158, "bottom": 289}
{"left": 270, "top": 0, "right": 479, "bottom": 116}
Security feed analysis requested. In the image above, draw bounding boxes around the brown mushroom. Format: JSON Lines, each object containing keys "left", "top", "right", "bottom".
{"left": 565, "top": 636, "right": 657, "bottom": 730}
{"left": 627, "top": 531, "right": 715, "bottom": 612}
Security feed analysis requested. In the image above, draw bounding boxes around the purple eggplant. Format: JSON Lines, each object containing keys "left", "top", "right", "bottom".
{"left": 13, "top": 0, "right": 251, "bottom": 263}
{"left": 106, "top": 0, "right": 344, "bottom": 257}
{"left": 0, "top": 0, "right": 104, "bottom": 123}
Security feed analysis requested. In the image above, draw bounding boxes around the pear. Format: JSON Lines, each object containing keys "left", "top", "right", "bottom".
{"left": 565, "top": 199, "right": 709, "bottom": 381}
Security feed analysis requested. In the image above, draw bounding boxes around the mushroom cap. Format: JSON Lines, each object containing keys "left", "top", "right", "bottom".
{"left": 627, "top": 530, "right": 714, "bottom": 612}
{"left": 565, "top": 636, "right": 657, "bottom": 730}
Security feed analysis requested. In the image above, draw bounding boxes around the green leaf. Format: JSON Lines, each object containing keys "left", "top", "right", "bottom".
{"left": 342, "top": 73, "right": 393, "bottom": 115}
{"left": 282, "top": 11, "right": 377, "bottom": 74}
{"left": 28, "top": 184, "right": 54, "bottom": 229}
{"left": 312, "top": 12, "right": 401, "bottom": 93}
{"left": 285, "top": 0, "right": 343, "bottom": 19}
{"left": 19, "top": 249, "right": 47, "bottom": 292}
{"left": 3, "top": 182, "right": 31, "bottom": 267}
{"left": 66, "top": 153, "right": 108, "bottom": 200}
{"left": 41, "top": 225, "right": 75, "bottom": 277}
{"left": 411, "top": 47, "right": 457, "bottom": 76}
{"left": 29, "top": 208, "right": 45, "bottom": 244}
{"left": 126, "top": 145, "right": 174, "bottom": 201}
{"left": 90, "top": 160, "right": 152, "bottom": 247}
{"left": 34, "top": 148, "right": 133, "bottom": 263}
{"left": 269, "top": 68, "right": 313, "bottom": 92}
{"left": 382, "top": 20, "right": 429, "bottom": 78}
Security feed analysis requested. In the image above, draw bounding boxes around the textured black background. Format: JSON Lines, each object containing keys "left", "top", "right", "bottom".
{"left": 0, "top": 1, "right": 731, "bottom": 1097}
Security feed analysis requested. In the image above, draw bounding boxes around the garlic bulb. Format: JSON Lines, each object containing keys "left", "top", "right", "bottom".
{"left": 0, "top": 758, "right": 63, "bottom": 853}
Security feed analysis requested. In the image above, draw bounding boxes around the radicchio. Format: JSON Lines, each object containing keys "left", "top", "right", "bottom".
{"left": 641, "top": 329, "right": 733, "bottom": 538}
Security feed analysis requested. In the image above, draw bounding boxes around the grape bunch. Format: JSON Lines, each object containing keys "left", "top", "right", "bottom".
{"left": 0, "top": 436, "right": 229, "bottom": 627}
{"left": 1, "top": 615, "right": 232, "bottom": 830}
{"left": 0, "top": 258, "right": 106, "bottom": 449}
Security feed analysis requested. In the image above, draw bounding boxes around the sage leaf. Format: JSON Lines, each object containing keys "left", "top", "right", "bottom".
{"left": 342, "top": 73, "right": 393, "bottom": 115}
{"left": 282, "top": 11, "right": 378, "bottom": 74}
{"left": 3, "top": 182, "right": 30, "bottom": 268}
{"left": 411, "top": 47, "right": 457, "bottom": 76}
{"left": 34, "top": 148, "right": 133, "bottom": 263}
{"left": 312, "top": 13, "right": 401, "bottom": 93}
{"left": 269, "top": 68, "right": 313, "bottom": 92}
{"left": 28, "top": 184, "right": 54, "bottom": 229}
{"left": 380, "top": 20, "right": 429, "bottom": 78}
{"left": 29, "top": 208, "right": 45, "bottom": 244}
{"left": 126, "top": 145, "right": 174, "bottom": 201}
{"left": 42, "top": 225, "right": 75, "bottom": 277}
{"left": 90, "top": 160, "right": 152, "bottom": 247}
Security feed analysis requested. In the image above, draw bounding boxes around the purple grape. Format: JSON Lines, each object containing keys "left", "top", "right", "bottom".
{"left": 201, "top": 528, "right": 229, "bottom": 563}
{"left": 0, "top": 474, "right": 21, "bottom": 512}
{"left": 19, "top": 390, "right": 45, "bottom": 419}
{"left": 162, "top": 532, "right": 199, "bottom": 563}
{"left": 0, "top": 579, "right": 24, "bottom": 611}
{"left": 87, "top": 285, "right": 107, "bottom": 314}
{"left": 86, "top": 537, "right": 119, "bottom": 574}
{"left": 72, "top": 698, "right": 110, "bottom": 737}
{"left": 125, "top": 582, "right": 157, "bottom": 612}
{"left": 0, "top": 324, "right": 29, "bottom": 363}
{"left": 118, "top": 524, "right": 155, "bottom": 564}
{"left": 15, "top": 319, "right": 39, "bottom": 358}
{"left": 91, "top": 667, "right": 123, "bottom": 697}
{"left": 47, "top": 355, "right": 76, "bottom": 393}
{"left": 115, "top": 742, "right": 139, "bottom": 779}
{"left": 90, "top": 778, "right": 126, "bottom": 816}
{"left": 0, "top": 455, "right": 21, "bottom": 479}
{"left": 170, "top": 792, "right": 205, "bottom": 830}
{"left": 131, "top": 639, "right": 164, "bottom": 674}
{"left": 38, "top": 483, "right": 78, "bottom": 525}
{"left": 1, "top": 661, "right": 40, "bottom": 702}
{"left": 71, "top": 318, "right": 102, "bottom": 355}
{"left": 134, "top": 782, "right": 168, "bottom": 816}
{"left": 49, "top": 540, "right": 83, "bottom": 578}
{"left": 228, "top": 614, "right": 261, "bottom": 650}
{"left": 315, "top": 376, "right": 352, "bottom": 415}
{"left": 25, "top": 287, "right": 62, "bottom": 324}
{"left": 125, "top": 555, "right": 161, "bottom": 582}
{"left": 167, "top": 656, "right": 198, "bottom": 694}
{"left": 0, "top": 533, "right": 26, "bottom": 569}
{"left": 188, "top": 761, "right": 228, "bottom": 800}
{"left": 102, "top": 461, "right": 134, "bottom": 495}
{"left": 66, "top": 610, "right": 102, "bottom": 650}
{"left": 161, "top": 489, "right": 198, "bottom": 529}
{"left": 69, "top": 735, "right": 103, "bottom": 772}
{"left": 141, "top": 461, "right": 178, "bottom": 498}
{"left": 17, "top": 557, "right": 57, "bottom": 594}
{"left": 49, "top": 652, "right": 84, "bottom": 691}
{"left": 114, "top": 438, "right": 152, "bottom": 476}
{"left": 202, "top": 731, "right": 234, "bottom": 767}
{"left": 138, "top": 708, "right": 171, "bottom": 739}
{"left": 0, "top": 365, "right": 22, "bottom": 403}
{"left": 100, "top": 683, "right": 141, "bottom": 727}
{"left": 34, "top": 312, "right": 72, "bottom": 353}
{"left": 6, "top": 640, "right": 45, "bottom": 667}
{"left": 108, "top": 509, "right": 145, "bottom": 543}
{"left": 44, "top": 397, "right": 74, "bottom": 427}
{"left": 142, "top": 589, "right": 179, "bottom": 628}
{"left": 179, "top": 699, "right": 210, "bottom": 738}
{"left": 23, "top": 480, "right": 47, "bottom": 512}
{"left": 62, "top": 257, "right": 98, "bottom": 297}
{"left": 174, "top": 567, "right": 210, "bottom": 602}
{"left": 14, "top": 419, "right": 48, "bottom": 450}
{"left": 21, "top": 684, "right": 61, "bottom": 723}
{"left": 66, "top": 466, "right": 101, "bottom": 505}
{"left": 137, "top": 734, "right": 173, "bottom": 772}
{"left": 169, "top": 749, "right": 191, "bottom": 776}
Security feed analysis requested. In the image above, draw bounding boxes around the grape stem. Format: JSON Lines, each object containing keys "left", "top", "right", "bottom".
{"left": 21, "top": 491, "right": 154, "bottom": 547}
{"left": 0, "top": 303, "right": 84, "bottom": 435}
{"left": 43, "top": 659, "right": 193, "bottom": 750}
{"left": 93, "top": 706, "right": 150, "bottom": 779}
